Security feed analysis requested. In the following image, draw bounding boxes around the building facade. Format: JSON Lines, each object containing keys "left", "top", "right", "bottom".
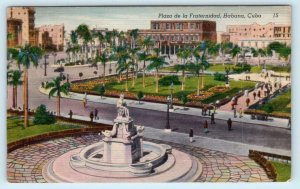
{"left": 7, "top": 7, "right": 36, "bottom": 46}
{"left": 222, "top": 22, "right": 291, "bottom": 48}
{"left": 7, "top": 18, "right": 23, "bottom": 48}
{"left": 133, "top": 20, "right": 217, "bottom": 55}
{"left": 37, "top": 24, "right": 65, "bottom": 51}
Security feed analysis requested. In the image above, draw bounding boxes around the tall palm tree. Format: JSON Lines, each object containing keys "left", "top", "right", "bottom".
{"left": 193, "top": 42, "right": 210, "bottom": 89}
{"left": 129, "top": 29, "right": 139, "bottom": 49}
{"left": 94, "top": 31, "right": 104, "bottom": 56}
{"left": 129, "top": 47, "right": 140, "bottom": 87}
{"left": 97, "top": 52, "right": 110, "bottom": 84}
{"left": 230, "top": 45, "right": 241, "bottom": 65}
{"left": 220, "top": 41, "right": 233, "bottom": 65}
{"left": 111, "top": 29, "right": 119, "bottom": 47}
{"left": 17, "top": 45, "right": 43, "bottom": 128}
{"left": 176, "top": 47, "right": 192, "bottom": 90}
{"left": 46, "top": 77, "right": 70, "bottom": 116}
{"left": 207, "top": 42, "right": 220, "bottom": 64}
{"left": 147, "top": 56, "right": 168, "bottom": 93}
{"left": 113, "top": 46, "right": 131, "bottom": 91}
{"left": 8, "top": 70, "right": 23, "bottom": 108}
{"left": 187, "top": 62, "right": 202, "bottom": 96}
{"left": 76, "top": 24, "right": 92, "bottom": 62}
{"left": 138, "top": 51, "right": 148, "bottom": 88}
{"left": 138, "top": 36, "right": 155, "bottom": 88}
{"left": 118, "top": 31, "right": 127, "bottom": 47}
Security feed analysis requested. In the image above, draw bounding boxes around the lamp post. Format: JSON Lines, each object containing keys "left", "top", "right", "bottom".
{"left": 169, "top": 82, "right": 174, "bottom": 111}
{"left": 164, "top": 96, "right": 171, "bottom": 132}
{"left": 44, "top": 54, "right": 49, "bottom": 76}
{"left": 225, "top": 67, "right": 230, "bottom": 87}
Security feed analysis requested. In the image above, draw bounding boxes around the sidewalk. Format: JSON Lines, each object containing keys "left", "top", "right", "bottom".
{"left": 40, "top": 87, "right": 290, "bottom": 129}
{"left": 59, "top": 113, "right": 291, "bottom": 157}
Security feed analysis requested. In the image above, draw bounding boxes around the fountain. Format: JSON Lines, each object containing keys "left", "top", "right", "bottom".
{"left": 42, "top": 95, "right": 202, "bottom": 182}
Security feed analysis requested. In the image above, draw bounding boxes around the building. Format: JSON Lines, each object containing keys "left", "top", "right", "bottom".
{"left": 132, "top": 20, "right": 217, "bottom": 55}
{"left": 37, "top": 24, "right": 65, "bottom": 51}
{"left": 7, "top": 18, "right": 22, "bottom": 48}
{"left": 6, "top": 7, "right": 36, "bottom": 46}
{"left": 222, "top": 22, "right": 291, "bottom": 48}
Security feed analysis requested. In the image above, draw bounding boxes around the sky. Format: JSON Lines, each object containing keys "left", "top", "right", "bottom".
{"left": 34, "top": 6, "right": 291, "bottom": 35}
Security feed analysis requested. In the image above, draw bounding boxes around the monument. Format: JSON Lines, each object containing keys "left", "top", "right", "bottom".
{"left": 42, "top": 95, "right": 202, "bottom": 182}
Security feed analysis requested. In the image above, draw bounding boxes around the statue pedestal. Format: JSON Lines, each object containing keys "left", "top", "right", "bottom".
{"left": 102, "top": 137, "right": 133, "bottom": 164}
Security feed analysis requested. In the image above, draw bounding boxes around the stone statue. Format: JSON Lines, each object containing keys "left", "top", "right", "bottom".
{"left": 116, "top": 94, "right": 125, "bottom": 108}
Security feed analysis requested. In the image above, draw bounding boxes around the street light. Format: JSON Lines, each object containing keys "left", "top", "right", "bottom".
{"left": 225, "top": 67, "right": 230, "bottom": 87}
{"left": 44, "top": 54, "right": 49, "bottom": 76}
{"left": 164, "top": 96, "right": 171, "bottom": 132}
{"left": 169, "top": 82, "right": 174, "bottom": 111}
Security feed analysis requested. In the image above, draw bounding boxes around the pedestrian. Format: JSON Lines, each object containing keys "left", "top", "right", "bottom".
{"left": 213, "top": 105, "right": 216, "bottom": 114}
{"left": 189, "top": 128, "right": 194, "bottom": 143}
{"left": 90, "top": 111, "right": 94, "bottom": 122}
{"left": 211, "top": 113, "right": 215, "bottom": 124}
{"left": 227, "top": 118, "right": 232, "bottom": 131}
{"left": 253, "top": 92, "right": 257, "bottom": 100}
{"left": 257, "top": 90, "right": 261, "bottom": 98}
{"left": 233, "top": 108, "right": 237, "bottom": 118}
{"left": 288, "top": 117, "right": 291, "bottom": 128}
{"left": 246, "top": 98, "right": 250, "bottom": 107}
{"left": 204, "top": 120, "right": 209, "bottom": 134}
{"left": 94, "top": 108, "right": 99, "bottom": 120}
{"left": 208, "top": 108, "right": 211, "bottom": 116}
{"left": 204, "top": 106, "right": 207, "bottom": 116}
{"left": 239, "top": 108, "right": 243, "bottom": 118}
{"left": 201, "top": 107, "right": 204, "bottom": 116}
{"left": 231, "top": 102, "right": 235, "bottom": 110}
{"left": 83, "top": 97, "right": 87, "bottom": 108}
{"left": 69, "top": 110, "right": 73, "bottom": 119}
{"left": 235, "top": 97, "right": 238, "bottom": 105}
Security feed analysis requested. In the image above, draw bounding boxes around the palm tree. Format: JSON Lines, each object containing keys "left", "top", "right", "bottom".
{"left": 46, "top": 77, "right": 70, "bottom": 116}
{"left": 176, "top": 47, "right": 192, "bottom": 90}
{"left": 147, "top": 56, "right": 168, "bottom": 93}
{"left": 113, "top": 46, "right": 131, "bottom": 91}
{"left": 97, "top": 52, "right": 110, "bottom": 84}
{"left": 230, "top": 45, "right": 241, "bottom": 65}
{"left": 8, "top": 70, "right": 23, "bottom": 108}
{"left": 207, "top": 41, "right": 220, "bottom": 64}
{"left": 129, "top": 47, "right": 140, "bottom": 87}
{"left": 118, "top": 31, "right": 127, "bottom": 47}
{"left": 94, "top": 31, "right": 105, "bottom": 56}
{"left": 111, "top": 29, "right": 119, "bottom": 47}
{"left": 76, "top": 24, "right": 92, "bottom": 62}
{"left": 138, "top": 36, "right": 155, "bottom": 88}
{"left": 193, "top": 42, "right": 210, "bottom": 89}
{"left": 138, "top": 51, "right": 148, "bottom": 88}
{"left": 220, "top": 41, "right": 233, "bottom": 65}
{"left": 17, "top": 45, "right": 43, "bottom": 128}
{"left": 129, "top": 29, "right": 139, "bottom": 49}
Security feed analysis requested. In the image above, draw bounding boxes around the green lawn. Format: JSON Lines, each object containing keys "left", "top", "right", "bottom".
{"left": 7, "top": 116, "right": 83, "bottom": 143}
{"left": 258, "top": 89, "right": 291, "bottom": 113}
{"left": 95, "top": 75, "right": 255, "bottom": 104}
{"left": 272, "top": 161, "right": 291, "bottom": 182}
{"left": 161, "top": 64, "right": 290, "bottom": 74}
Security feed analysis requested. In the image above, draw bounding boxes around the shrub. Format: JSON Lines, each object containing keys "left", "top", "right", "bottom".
{"left": 137, "top": 91, "right": 144, "bottom": 104}
{"left": 158, "top": 75, "right": 181, "bottom": 86}
{"left": 232, "top": 63, "right": 252, "bottom": 73}
{"left": 79, "top": 72, "right": 83, "bottom": 79}
{"left": 98, "top": 85, "right": 105, "bottom": 99}
{"left": 33, "top": 104, "right": 56, "bottom": 125}
{"left": 214, "top": 72, "right": 227, "bottom": 81}
{"left": 54, "top": 66, "right": 64, "bottom": 73}
{"left": 263, "top": 104, "right": 274, "bottom": 114}
{"left": 180, "top": 93, "right": 189, "bottom": 107}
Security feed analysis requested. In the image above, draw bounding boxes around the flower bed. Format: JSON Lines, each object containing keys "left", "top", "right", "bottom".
{"left": 208, "top": 86, "right": 230, "bottom": 93}
{"left": 244, "top": 109, "right": 290, "bottom": 119}
{"left": 187, "top": 91, "right": 214, "bottom": 101}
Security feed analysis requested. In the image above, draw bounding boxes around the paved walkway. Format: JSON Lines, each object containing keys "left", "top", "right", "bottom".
{"left": 39, "top": 86, "right": 290, "bottom": 129}
{"left": 220, "top": 73, "right": 291, "bottom": 112}
{"left": 7, "top": 134, "right": 272, "bottom": 183}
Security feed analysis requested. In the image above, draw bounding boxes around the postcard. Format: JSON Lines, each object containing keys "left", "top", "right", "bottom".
{"left": 6, "top": 5, "right": 291, "bottom": 183}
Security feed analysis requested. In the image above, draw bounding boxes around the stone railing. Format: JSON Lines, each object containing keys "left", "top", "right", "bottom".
{"left": 248, "top": 150, "right": 279, "bottom": 181}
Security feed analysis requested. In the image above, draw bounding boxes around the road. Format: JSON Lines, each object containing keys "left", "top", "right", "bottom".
{"left": 6, "top": 56, "right": 291, "bottom": 150}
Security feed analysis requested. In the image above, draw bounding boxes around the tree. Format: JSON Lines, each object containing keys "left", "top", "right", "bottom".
{"left": 207, "top": 41, "right": 220, "bottom": 63}
{"left": 46, "top": 77, "right": 70, "bottom": 116}
{"left": 113, "top": 46, "right": 131, "bottom": 91}
{"left": 33, "top": 104, "right": 56, "bottom": 125}
{"left": 220, "top": 41, "right": 233, "bottom": 65}
{"left": 138, "top": 36, "right": 155, "bottom": 88}
{"left": 79, "top": 72, "right": 83, "bottom": 79}
{"left": 111, "top": 29, "right": 119, "bottom": 47}
{"left": 98, "top": 85, "right": 105, "bottom": 99}
{"left": 129, "top": 47, "right": 140, "bottom": 87}
{"left": 230, "top": 45, "right": 241, "bottom": 65}
{"left": 180, "top": 93, "right": 189, "bottom": 109}
{"left": 17, "top": 45, "right": 43, "bottom": 128}
{"left": 8, "top": 70, "right": 23, "bottom": 108}
{"left": 76, "top": 24, "right": 92, "bottom": 62}
{"left": 193, "top": 42, "right": 210, "bottom": 90}
{"left": 137, "top": 91, "right": 144, "bottom": 104}
{"left": 129, "top": 29, "right": 139, "bottom": 49}
{"left": 96, "top": 53, "right": 109, "bottom": 83}
{"left": 147, "top": 56, "right": 168, "bottom": 93}
{"left": 176, "top": 47, "right": 192, "bottom": 90}
{"left": 93, "top": 31, "right": 104, "bottom": 56}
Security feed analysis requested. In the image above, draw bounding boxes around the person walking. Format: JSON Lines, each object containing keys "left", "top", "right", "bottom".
{"left": 233, "top": 108, "right": 237, "bottom": 118}
{"left": 288, "top": 117, "right": 291, "bottom": 129}
{"left": 246, "top": 98, "right": 250, "bottom": 107}
{"left": 211, "top": 113, "right": 215, "bottom": 124}
{"left": 189, "top": 128, "right": 194, "bottom": 143}
{"left": 204, "top": 120, "right": 209, "bottom": 134}
{"left": 83, "top": 97, "right": 87, "bottom": 108}
{"left": 69, "top": 110, "right": 73, "bottom": 119}
{"left": 90, "top": 111, "right": 94, "bottom": 122}
{"left": 253, "top": 92, "right": 257, "bottom": 100}
{"left": 257, "top": 90, "right": 261, "bottom": 98}
{"left": 239, "top": 108, "right": 243, "bottom": 118}
{"left": 227, "top": 118, "right": 232, "bottom": 131}
{"left": 94, "top": 108, "right": 99, "bottom": 120}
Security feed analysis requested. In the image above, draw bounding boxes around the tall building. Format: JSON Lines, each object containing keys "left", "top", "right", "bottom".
{"left": 131, "top": 20, "right": 217, "bottom": 55}
{"left": 222, "top": 22, "right": 291, "bottom": 48}
{"left": 6, "top": 7, "right": 36, "bottom": 46}
{"left": 37, "top": 24, "right": 65, "bottom": 51}
{"left": 7, "top": 18, "right": 22, "bottom": 48}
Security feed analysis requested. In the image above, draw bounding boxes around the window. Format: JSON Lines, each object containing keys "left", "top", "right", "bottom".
{"left": 166, "top": 23, "right": 170, "bottom": 30}
{"left": 191, "top": 23, "right": 195, "bottom": 29}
